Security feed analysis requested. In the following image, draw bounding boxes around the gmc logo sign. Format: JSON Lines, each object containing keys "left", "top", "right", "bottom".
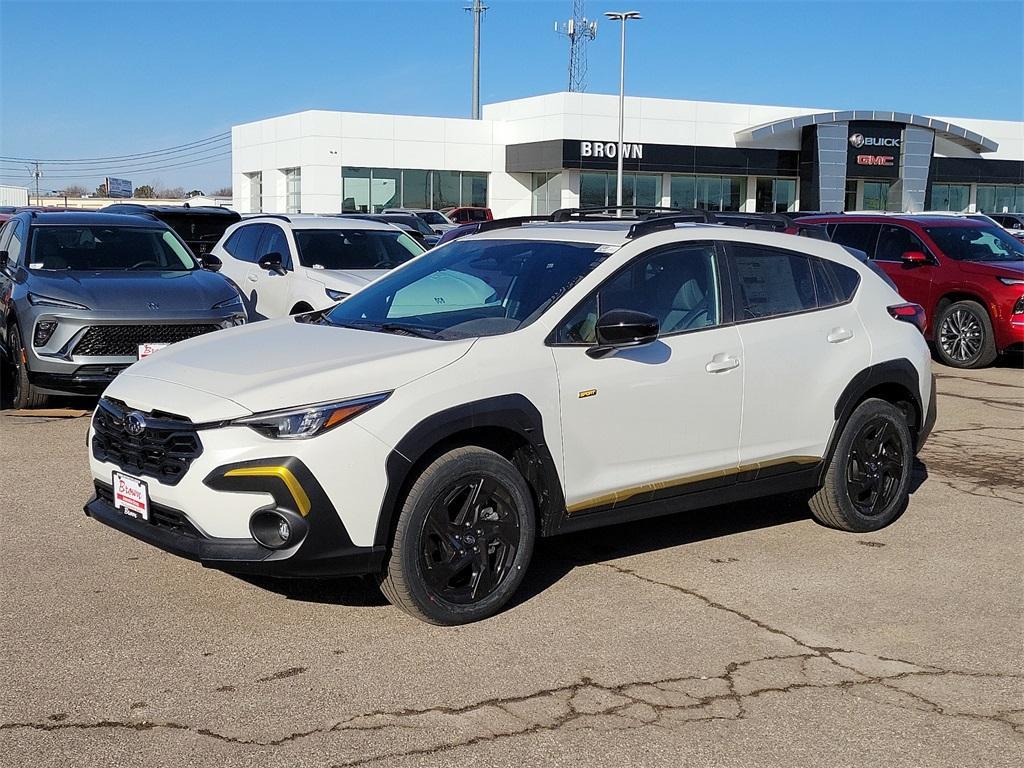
{"left": 856, "top": 155, "right": 895, "bottom": 167}
{"left": 580, "top": 141, "right": 644, "bottom": 159}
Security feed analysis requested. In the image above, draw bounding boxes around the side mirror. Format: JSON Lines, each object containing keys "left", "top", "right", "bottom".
{"left": 200, "top": 253, "right": 222, "bottom": 272}
{"left": 588, "top": 309, "right": 660, "bottom": 359}
{"left": 901, "top": 250, "right": 929, "bottom": 266}
{"left": 258, "top": 252, "right": 286, "bottom": 274}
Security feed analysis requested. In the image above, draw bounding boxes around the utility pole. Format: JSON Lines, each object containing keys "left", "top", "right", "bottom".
{"left": 27, "top": 161, "right": 42, "bottom": 205}
{"left": 604, "top": 11, "right": 641, "bottom": 214}
{"left": 466, "top": 0, "right": 487, "bottom": 119}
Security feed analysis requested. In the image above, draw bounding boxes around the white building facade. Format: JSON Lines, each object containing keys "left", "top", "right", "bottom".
{"left": 232, "top": 92, "right": 1024, "bottom": 218}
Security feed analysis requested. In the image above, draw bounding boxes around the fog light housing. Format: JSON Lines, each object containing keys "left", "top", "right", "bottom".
{"left": 34, "top": 320, "right": 58, "bottom": 347}
{"left": 249, "top": 508, "right": 308, "bottom": 550}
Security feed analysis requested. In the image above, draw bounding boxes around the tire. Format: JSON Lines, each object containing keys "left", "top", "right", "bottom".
{"left": 379, "top": 446, "right": 536, "bottom": 624}
{"left": 9, "top": 324, "right": 48, "bottom": 410}
{"left": 809, "top": 398, "right": 913, "bottom": 532}
{"left": 933, "top": 299, "right": 997, "bottom": 369}
{"left": 290, "top": 303, "right": 313, "bottom": 315}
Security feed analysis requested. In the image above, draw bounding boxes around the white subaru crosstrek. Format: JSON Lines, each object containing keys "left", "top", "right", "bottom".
{"left": 210, "top": 215, "right": 423, "bottom": 319}
{"left": 85, "top": 214, "right": 935, "bottom": 624}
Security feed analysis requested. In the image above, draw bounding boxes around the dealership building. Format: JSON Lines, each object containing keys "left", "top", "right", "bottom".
{"left": 231, "top": 92, "right": 1024, "bottom": 218}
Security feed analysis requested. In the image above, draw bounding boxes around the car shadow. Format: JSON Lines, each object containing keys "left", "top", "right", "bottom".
{"left": 244, "top": 458, "right": 930, "bottom": 612}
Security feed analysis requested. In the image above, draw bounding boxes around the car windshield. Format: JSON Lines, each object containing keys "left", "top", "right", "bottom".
{"left": 925, "top": 226, "right": 1024, "bottom": 263}
{"left": 394, "top": 217, "right": 434, "bottom": 236}
{"left": 417, "top": 211, "right": 448, "bottom": 225}
{"left": 324, "top": 238, "right": 608, "bottom": 340}
{"left": 27, "top": 226, "right": 197, "bottom": 271}
{"left": 294, "top": 228, "right": 423, "bottom": 270}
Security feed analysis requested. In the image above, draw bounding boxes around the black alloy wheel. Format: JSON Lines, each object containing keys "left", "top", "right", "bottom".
{"left": 845, "top": 417, "right": 905, "bottom": 517}
{"left": 379, "top": 446, "right": 536, "bottom": 624}
{"left": 419, "top": 476, "right": 521, "bottom": 605}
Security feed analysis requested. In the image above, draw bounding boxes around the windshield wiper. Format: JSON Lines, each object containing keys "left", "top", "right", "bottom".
{"left": 321, "top": 318, "right": 439, "bottom": 338}
{"left": 379, "top": 323, "right": 440, "bottom": 338}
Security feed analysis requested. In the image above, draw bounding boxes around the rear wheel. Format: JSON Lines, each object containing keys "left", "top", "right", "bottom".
{"left": 9, "top": 324, "right": 49, "bottom": 410}
{"left": 379, "top": 446, "right": 535, "bottom": 624}
{"left": 809, "top": 398, "right": 913, "bottom": 532}
{"left": 934, "top": 299, "right": 997, "bottom": 369}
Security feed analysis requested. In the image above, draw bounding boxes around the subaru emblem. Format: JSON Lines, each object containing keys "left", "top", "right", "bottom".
{"left": 148, "top": 301, "right": 160, "bottom": 310}
{"left": 124, "top": 412, "right": 147, "bottom": 437}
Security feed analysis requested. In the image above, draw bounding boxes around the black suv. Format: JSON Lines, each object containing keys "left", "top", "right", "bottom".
{"left": 100, "top": 204, "right": 241, "bottom": 257}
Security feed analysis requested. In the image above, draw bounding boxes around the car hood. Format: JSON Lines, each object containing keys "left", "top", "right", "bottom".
{"left": 957, "top": 258, "right": 1024, "bottom": 278}
{"left": 105, "top": 317, "right": 474, "bottom": 420}
{"left": 304, "top": 268, "right": 388, "bottom": 289}
{"left": 26, "top": 269, "right": 236, "bottom": 311}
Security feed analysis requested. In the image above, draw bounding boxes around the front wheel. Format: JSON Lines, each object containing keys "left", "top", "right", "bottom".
{"left": 934, "top": 300, "right": 997, "bottom": 369}
{"left": 379, "top": 446, "right": 536, "bottom": 624}
{"left": 9, "top": 324, "right": 49, "bottom": 410}
{"left": 809, "top": 398, "right": 913, "bottom": 532}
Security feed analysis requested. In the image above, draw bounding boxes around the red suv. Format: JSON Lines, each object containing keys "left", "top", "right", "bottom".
{"left": 796, "top": 214, "right": 1024, "bottom": 368}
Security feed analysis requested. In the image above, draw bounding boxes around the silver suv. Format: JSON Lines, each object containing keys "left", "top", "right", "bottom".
{"left": 0, "top": 211, "right": 246, "bottom": 409}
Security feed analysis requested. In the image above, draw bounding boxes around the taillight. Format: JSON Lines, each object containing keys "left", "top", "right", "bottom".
{"left": 1014, "top": 296, "right": 1024, "bottom": 315}
{"left": 888, "top": 303, "right": 927, "bottom": 334}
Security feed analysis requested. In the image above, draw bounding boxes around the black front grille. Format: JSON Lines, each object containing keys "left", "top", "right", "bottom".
{"left": 95, "top": 482, "right": 203, "bottom": 538}
{"left": 72, "top": 324, "right": 217, "bottom": 356}
{"left": 91, "top": 398, "right": 203, "bottom": 486}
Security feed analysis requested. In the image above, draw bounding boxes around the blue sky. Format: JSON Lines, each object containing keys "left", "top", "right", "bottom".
{"left": 1, "top": 0, "right": 1021, "bottom": 193}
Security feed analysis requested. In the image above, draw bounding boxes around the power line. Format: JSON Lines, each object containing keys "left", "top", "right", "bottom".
{"left": 0, "top": 140, "right": 231, "bottom": 173}
{"left": 0, "top": 151, "right": 232, "bottom": 183}
{"left": 0, "top": 131, "right": 230, "bottom": 163}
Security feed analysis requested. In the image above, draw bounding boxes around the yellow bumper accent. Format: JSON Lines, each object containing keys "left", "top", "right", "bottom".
{"left": 224, "top": 466, "right": 312, "bottom": 517}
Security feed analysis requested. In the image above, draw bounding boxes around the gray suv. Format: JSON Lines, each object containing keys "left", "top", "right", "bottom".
{"left": 0, "top": 211, "right": 246, "bottom": 409}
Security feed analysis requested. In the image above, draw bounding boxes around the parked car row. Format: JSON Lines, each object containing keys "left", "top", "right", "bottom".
{"left": 81, "top": 203, "right": 937, "bottom": 623}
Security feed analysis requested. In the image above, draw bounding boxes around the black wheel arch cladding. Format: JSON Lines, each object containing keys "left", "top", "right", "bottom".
{"left": 374, "top": 394, "right": 566, "bottom": 547}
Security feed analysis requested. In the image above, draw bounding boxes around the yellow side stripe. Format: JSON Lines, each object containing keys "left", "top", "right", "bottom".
{"left": 224, "top": 466, "right": 312, "bottom": 517}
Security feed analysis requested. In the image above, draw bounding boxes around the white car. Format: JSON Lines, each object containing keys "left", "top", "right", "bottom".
{"left": 210, "top": 215, "right": 424, "bottom": 319}
{"left": 383, "top": 208, "right": 457, "bottom": 234}
{"left": 85, "top": 215, "right": 935, "bottom": 624}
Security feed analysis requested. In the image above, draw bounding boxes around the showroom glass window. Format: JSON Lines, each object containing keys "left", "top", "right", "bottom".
{"left": 755, "top": 178, "right": 797, "bottom": 213}
{"left": 928, "top": 184, "right": 969, "bottom": 212}
{"left": 343, "top": 168, "right": 488, "bottom": 211}
{"left": 976, "top": 184, "right": 1024, "bottom": 214}
{"left": 285, "top": 168, "right": 301, "bottom": 214}
{"left": 246, "top": 172, "right": 262, "bottom": 213}
{"left": 670, "top": 175, "right": 746, "bottom": 212}
{"left": 532, "top": 172, "right": 561, "bottom": 215}
{"left": 862, "top": 182, "right": 891, "bottom": 211}
{"left": 580, "top": 171, "right": 662, "bottom": 208}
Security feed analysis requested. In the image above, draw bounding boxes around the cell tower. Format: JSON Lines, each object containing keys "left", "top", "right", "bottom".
{"left": 555, "top": 0, "right": 598, "bottom": 92}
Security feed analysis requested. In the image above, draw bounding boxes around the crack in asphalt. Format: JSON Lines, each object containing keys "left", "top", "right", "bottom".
{"left": 5, "top": 568, "right": 1021, "bottom": 763}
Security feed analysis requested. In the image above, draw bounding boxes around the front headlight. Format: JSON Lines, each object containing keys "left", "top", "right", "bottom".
{"left": 27, "top": 292, "right": 89, "bottom": 310}
{"left": 325, "top": 288, "right": 350, "bottom": 302}
{"left": 233, "top": 392, "right": 390, "bottom": 439}
{"left": 213, "top": 293, "right": 245, "bottom": 309}
{"left": 997, "top": 276, "right": 1024, "bottom": 286}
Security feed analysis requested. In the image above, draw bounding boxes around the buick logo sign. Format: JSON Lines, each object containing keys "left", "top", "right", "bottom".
{"left": 850, "top": 132, "right": 901, "bottom": 148}
{"left": 124, "top": 412, "right": 147, "bottom": 436}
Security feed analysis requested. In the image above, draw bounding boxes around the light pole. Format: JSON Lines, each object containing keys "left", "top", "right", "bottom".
{"left": 603, "top": 11, "right": 640, "bottom": 214}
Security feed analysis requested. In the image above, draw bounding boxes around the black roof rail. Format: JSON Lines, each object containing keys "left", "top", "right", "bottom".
{"left": 549, "top": 205, "right": 716, "bottom": 223}
{"left": 250, "top": 213, "right": 291, "bottom": 222}
{"left": 624, "top": 213, "right": 719, "bottom": 239}
{"left": 477, "top": 215, "right": 549, "bottom": 233}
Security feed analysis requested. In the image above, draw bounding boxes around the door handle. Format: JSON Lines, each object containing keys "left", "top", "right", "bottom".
{"left": 827, "top": 327, "right": 854, "bottom": 344}
{"left": 246, "top": 274, "right": 258, "bottom": 283}
{"left": 705, "top": 354, "right": 740, "bottom": 374}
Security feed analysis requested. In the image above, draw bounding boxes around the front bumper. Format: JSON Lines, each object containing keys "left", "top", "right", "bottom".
{"left": 85, "top": 476, "right": 386, "bottom": 577}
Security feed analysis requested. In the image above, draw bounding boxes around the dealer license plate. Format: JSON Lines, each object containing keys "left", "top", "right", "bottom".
{"left": 112, "top": 471, "right": 149, "bottom": 521}
{"left": 138, "top": 343, "right": 169, "bottom": 359}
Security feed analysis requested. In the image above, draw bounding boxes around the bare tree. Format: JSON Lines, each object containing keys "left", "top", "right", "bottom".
{"left": 211, "top": 186, "right": 232, "bottom": 197}
{"left": 62, "top": 184, "right": 87, "bottom": 197}
{"left": 134, "top": 185, "right": 156, "bottom": 199}
{"left": 158, "top": 186, "right": 186, "bottom": 199}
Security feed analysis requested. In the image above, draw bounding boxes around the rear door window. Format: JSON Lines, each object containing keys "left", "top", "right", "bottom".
{"left": 829, "top": 223, "right": 881, "bottom": 258}
{"left": 727, "top": 243, "right": 817, "bottom": 320}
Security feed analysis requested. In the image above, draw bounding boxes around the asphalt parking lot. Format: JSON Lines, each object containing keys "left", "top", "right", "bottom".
{"left": 1, "top": 361, "right": 1021, "bottom": 768}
